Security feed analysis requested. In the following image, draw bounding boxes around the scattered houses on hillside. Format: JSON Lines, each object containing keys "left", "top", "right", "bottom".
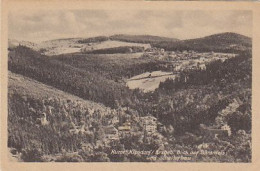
{"left": 104, "top": 126, "right": 119, "bottom": 141}
{"left": 200, "top": 124, "right": 231, "bottom": 142}
{"left": 36, "top": 112, "right": 49, "bottom": 126}
{"left": 118, "top": 122, "right": 131, "bottom": 132}
{"left": 142, "top": 49, "right": 236, "bottom": 73}
{"left": 218, "top": 98, "right": 242, "bottom": 117}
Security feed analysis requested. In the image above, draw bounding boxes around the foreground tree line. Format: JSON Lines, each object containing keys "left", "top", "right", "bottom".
{"left": 8, "top": 79, "right": 251, "bottom": 162}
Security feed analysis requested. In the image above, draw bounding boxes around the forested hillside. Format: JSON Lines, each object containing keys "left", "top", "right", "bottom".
{"left": 78, "top": 36, "right": 109, "bottom": 44}
{"left": 152, "top": 32, "right": 252, "bottom": 52}
{"left": 53, "top": 53, "right": 169, "bottom": 81}
{"left": 78, "top": 34, "right": 179, "bottom": 44}
{"left": 8, "top": 46, "right": 131, "bottom": 108}
{"left": 8, "top": 46, "right": 171, "bottom": 106}
{"left": 8, "top": 72, "right": 128, "bottom": 162}
{"left": 131, "top": 51, "right": 252, "bottom": 132}
{"left": 125, "top": 51, "right": 252, "bottom": 162}
{"left": 84, "top": 46, "right": 145, "bottom": 54}
{"left": 110, "top": 34, "right": 179, "bottom": 44}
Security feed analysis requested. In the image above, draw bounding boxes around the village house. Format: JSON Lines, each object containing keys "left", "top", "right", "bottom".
{"left": 198, "top": 63, "right": 206, "bottom": 70}
{"left": 218, "top": 98, "right": 242, "bottom": 116}
{"left": 140, "top": 116, "right": 158, "bottom": 134}
{"left": 186, "top": 64, "right": 197, "bottom": 71}
{"left": 110, "top": 116, "right": 120, "bottom": 125}
{"left": 140, "top": 115, "right": 157, "bottom": 123}
{"left": 142, "top": 48, "right": 166, "bottom": 59}
{"left": 36, "top": 112, "right": 49, "bottom": 126}
{"left": 199, "top": 56, "right": 206, "bottom": 61}
{"left": 88, "top": 108, "right": 95, "bottom": 115}
{"left": 144, "top": 122, "right": 157, "bottom": 133}
{"left": 200, "top": 124, "right": 231, "bottom": 142}
{"left": 101, "top": 116, "right": 109, "bottom": 125}
{"left": 118, "top": 122, "right": 131, "bottom": 132}
{"left": 81, "top": 143, "right": 94, "bottom": 152}
{"left": 145, "top": 47, "right": 156, "bottom": 53}
{"left": 157, "top": 123, "right": 166, "bottom": 133}
{"left": 197, "top": 143, "right": 210, "bottom": 150}
{"left": 160, "top": 48, "right": 165, "bottom": 54}
{"left": 40, "top": 113, "right": 49, "bottom": 125}
{"left": 221, "top": 124, "right": 232, "bottom": 136}
{"left": 104, "top": 126, "right": 119, "bottom": 141}
{"left": 69, "top": 124, "right": 85, "bottom": 134}
{"left": 174, "top": 64, "right": 182, "bottom": 72}
{"left": 182, "top": 50, "right": 188, "bottom": 54}
{"left": 168, "top": 51, "right": 176, "bottom": 55}
{"left": 94, "top": 140, "right": 104, "bottom": 149}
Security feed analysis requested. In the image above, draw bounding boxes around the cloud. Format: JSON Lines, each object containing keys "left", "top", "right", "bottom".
{"left": 8, "top": 9, "right": 252, "bottom": 42}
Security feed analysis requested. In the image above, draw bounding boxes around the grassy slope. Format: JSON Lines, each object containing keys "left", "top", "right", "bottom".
{"left": 9, "top": 33, "right": 250, "bottom": 56}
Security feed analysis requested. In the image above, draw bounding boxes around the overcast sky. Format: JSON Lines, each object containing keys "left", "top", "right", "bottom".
{"left": 8, "top": 10, "right": 252, "bottom": 42}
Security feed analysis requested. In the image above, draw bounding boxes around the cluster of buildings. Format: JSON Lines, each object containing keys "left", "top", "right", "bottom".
{"left": 200, "top": 123, "right": 232, "bottom": 142}
{"left": 76, "top": 114, "right": 162, "bottom": 152}
{"left": 142, "top": 48, "right": 237, "bottom": 72}
{"left": 198, "top": 98, "right": 244, "bottom": 142}
{"left": 101, "top": 113, "right": 162, "bottom": 143}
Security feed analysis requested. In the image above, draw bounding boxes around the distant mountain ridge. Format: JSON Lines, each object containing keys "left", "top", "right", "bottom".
{"left": 184, "top": 32, "right": 251, "bottom": 47}
{"left": 109, "top": 34, "right": 179, "bottom": 43}
{"left": 152, "top": 32, "right": 252, "bottom": 52}
{"left": 199, "top": 32, "right": 251, "bottom": 41}
{"left": 8, "top": 32, "right": 251, "bottom": 55}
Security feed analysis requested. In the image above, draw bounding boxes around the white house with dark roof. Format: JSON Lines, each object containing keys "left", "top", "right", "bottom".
{"left": 140, "top": 116, "right": 158, "bottom": 133}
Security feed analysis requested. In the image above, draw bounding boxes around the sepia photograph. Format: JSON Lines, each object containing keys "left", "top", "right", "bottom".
{"left": 3, "top": 2, "right": 254, "bottom": 164}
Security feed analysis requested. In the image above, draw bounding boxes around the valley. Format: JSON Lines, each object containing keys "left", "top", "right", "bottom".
{"left": 8, "top": 32, "right": 252, "bottom": 162}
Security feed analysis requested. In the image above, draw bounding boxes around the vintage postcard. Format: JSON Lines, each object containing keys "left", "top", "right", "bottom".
{"left": 1, "top": 0, "right": 260, "bottom": 171}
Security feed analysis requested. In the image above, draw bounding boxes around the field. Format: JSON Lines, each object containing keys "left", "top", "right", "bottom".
{"left": 127, "top": 71, "right": 176, "bottom": 92}
{"left": 82, "top": 40, "right": 151, "bottom": 51}
{"left": 9, "top": 39, "right": 151, "bottom": 56}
